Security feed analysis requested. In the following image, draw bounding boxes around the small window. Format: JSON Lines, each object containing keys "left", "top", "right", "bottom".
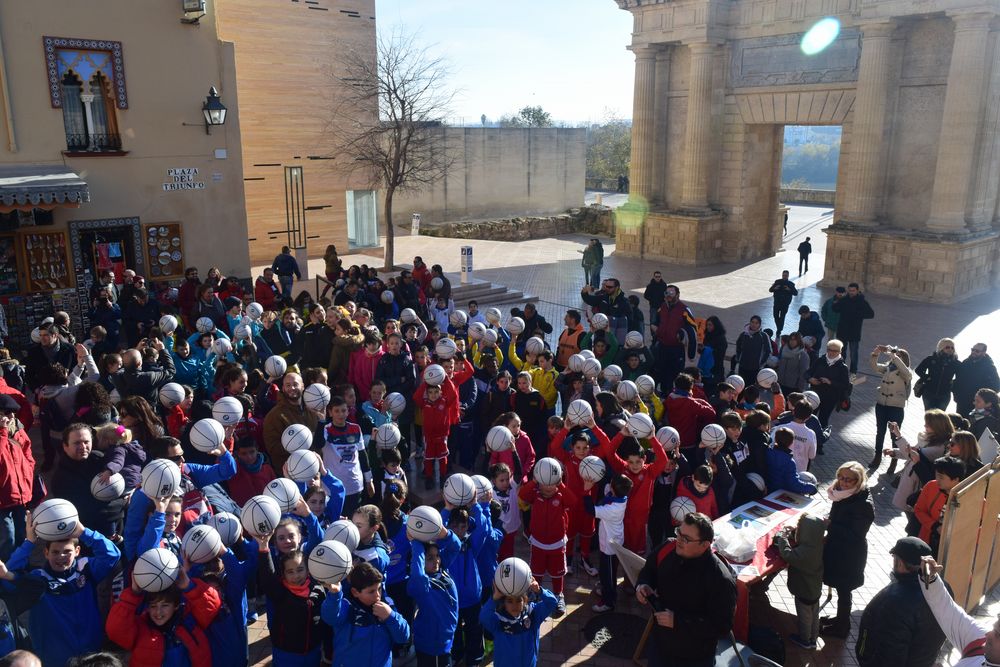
{"left": 347, "top": 190, "right": 378, "bottom": 248}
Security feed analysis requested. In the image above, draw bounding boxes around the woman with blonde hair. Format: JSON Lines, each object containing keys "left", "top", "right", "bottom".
{"left": 885, "top": 409, "right": 954, "bottom": 512}
{"left": 947, "top": 430, "right": 983, "bottom": 476}
{"left": 914, "top": 337, "right": 960, "bottom": 411}
{"left": 868, "top": 344, "right": 912, "bottom": 474}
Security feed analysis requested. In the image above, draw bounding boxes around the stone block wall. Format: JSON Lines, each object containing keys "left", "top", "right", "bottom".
{"left": 419, "top": 205, "right": 613, "bottom": 242}
{"left": 617, "top": 211, "right": 725, "bottom": 265}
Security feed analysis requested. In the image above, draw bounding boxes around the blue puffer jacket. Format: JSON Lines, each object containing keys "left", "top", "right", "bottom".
{"left": 766, "top": 447, "right": 818, "bottom": 495}
{"left": 479, "top": 588, "right": 558, "bottom": 667}
{"left": 407, "top": 540, "right": 459, "bottom": 656}
{"left": 321, "top": 588, "right": 410, "bottom": 667}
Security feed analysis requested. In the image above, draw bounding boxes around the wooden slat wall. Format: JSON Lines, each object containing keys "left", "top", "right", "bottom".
{"left": 214, "top": 0, "right": 377, "bottom": 264}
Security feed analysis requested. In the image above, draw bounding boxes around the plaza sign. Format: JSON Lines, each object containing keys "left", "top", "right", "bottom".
{"left": 163, "top": 167, "right": 206, "bottom": 191}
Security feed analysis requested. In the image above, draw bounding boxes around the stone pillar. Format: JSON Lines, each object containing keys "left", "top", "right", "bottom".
{"left": 927, "top": 13, "right": 994, "bottom": 233}
{"left": 651, "top": 48, "right": 671, "bottom": 204}
{"left": 680, "top": 42, "right": 717, "bottom": 209}
{"left": 840, "top": 21, "right": 896, "bottom": 226}
{"left": 968, "top": 25, "right": 1000, "bottom": 229}
{"left": 628, "top": 45, "right": 658, "bottom": 203}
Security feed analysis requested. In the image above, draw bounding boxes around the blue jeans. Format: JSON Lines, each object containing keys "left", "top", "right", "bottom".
{"left": 584, "top": 265, "right": 602, "bottom": 289}
{"left": 0, "top": 505, "right": 26, "bottom": 561}
{"left": 278, "top": 275, "right": 294, "bottom": 298}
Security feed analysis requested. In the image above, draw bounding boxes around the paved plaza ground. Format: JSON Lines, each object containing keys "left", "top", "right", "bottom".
{"left": 248, "top": 203, "right": 1000, "bottom": 666}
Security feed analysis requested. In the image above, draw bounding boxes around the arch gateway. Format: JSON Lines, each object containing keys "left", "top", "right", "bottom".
{"left": 613, "top": 0, "right": 1000, "bottom": 303}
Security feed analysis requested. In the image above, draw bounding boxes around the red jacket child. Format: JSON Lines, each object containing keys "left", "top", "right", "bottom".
{"left": 227, "top": 449, "right": 277, "bottom": 507}
{"left": 166, "top": 404, "right": 190, "bottom": 439}
{"left": 414, "top": 381, "right": 458, "bottom": 478}
{"left": 607, "top": 430, "right": 669, "bottom": 555}
{"left": 674, "top": 474, "right": 719, "bottom": 520}
{"left": 548, "top": 425, "right": 613, "bottom": 565}
{"left": 489, "top": 430, "right": 536, "bottom": 484}
{"left": 664, "top": 392, "right": 717, "bottom": 448}
{"left": 106, "top": 579, "right": 221, "bottom": 667}
{"left": 518, "top": 478, "right": 577, "bottom": 596}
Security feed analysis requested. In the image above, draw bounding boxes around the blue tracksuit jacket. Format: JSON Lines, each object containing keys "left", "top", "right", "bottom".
{"left": 473, "top": 501, "right": 504, "bottom": 592}
{"left": 479, "top": 588, "right": 558, "bottom": 667}
{"left": 384, "top": 514, "right": 411, "bottom": 587}
{"left": 439, "top": 504, "right": 488, "bottom": 609}
{"left": 406, "top": 541, "right": 458, "bottom": 656}
{"left": 321, "top": 588, "right": 410, "bottom": 667}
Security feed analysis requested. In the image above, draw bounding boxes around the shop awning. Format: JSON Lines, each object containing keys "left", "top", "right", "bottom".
{"left": 0, "top": 164, "right": 90, "bottom": 212}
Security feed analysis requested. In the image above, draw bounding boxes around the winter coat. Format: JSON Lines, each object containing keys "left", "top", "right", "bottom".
{"left": 191, "top": 295, "right": 228, "bottom": 332}
{"left": 296, "top": 322, "right": 333, "bottom": 369}
{"left": 407, "top": 541, "right": 459, "bottom": 656}
{"left": 831, "top": 293, "right": 875, "bottom": 342}
{"left": 870, "top": 351, "right": 912, "bottom": 408}
{"left": 111, "top": 351, "right": 176, "bottom": 406}
{"left": 321, "top": 588, "right": 409, "bottom": 667}
{"left": 822, "top": 488, "right": 874, "bottom": 590}
{"left": 856, "top": 571, "right": 945, "bottom": 667}
{"left": 24, "top": 340, "right": 74, "bottom": 391}
{"left": 807, "top": 355, "right": 851, "bottom": 407}
{"left": 257, "top": 552, "right": 328, "bottom": 655}
{"left": 914, "top": 479, "right": 949, "bottom": 546}
{"left": 890, "top": 433, "right": 947, "bottom": 512}
{"left": 0, "top": 425, "right": 33, "bottom": 509}
{"left": 664, "top": 393, "right": 717, "bottom": 448}
{"left": 643, "top": 279, "right": 667, "bottom": 311}
{"left": 227, "top": 452, "right": 277, "bottom": 506}
{"left": 769, "top": 278, "right": 798, "bottom": 307}
{"left": 262, "top": 393, "right": 318, "bottom": 475}
{"left": 733, "top": 327, "right": 771, "bottom": 374}
{"left": 820, "top": 295, "right": 841, "bottom": 333}
{"left": 796, "top": 311, "right": 825, "bottom": 348}
{"left": 328, "top": 326, "right": 364, "bottom": 383}
{"left": 765, "top": 447, "right": 817, "bottom": 496}
{"left": 50, "top": 448, "right": 127, "bottom": 534}
{"left": 375, "top": 351, "right": 416, "bottom": 420}
{"left": 777, "top": 345, "right": 811, "bottom": 392}
{"left": 581, "top": 287, "right": 629, "bottom": 319}
{"left": 703, "top": 329, "right": 728, "bottom": 382}
{"left": 970, "top": 408, "right": 1000, "bottom": 440}
{"left": 772, "top": 514, "right": 825, "bottom": 601}
{"left": 348, "top": 346, "right": 384, "bottom": 403}
{"left": 953, "top": 354, "right": 1000, "bottom": 412}
{"left": 581, "top": 243, "right": 603, "bottom": 268}
{"left": 254, "top": 278, "right": 279, "bottom": 310}
{"left": 915, "top": 352, "right": 961, "bottom": 399}
{"left": 479, "top": 589, "right": 558, "bottom": 667}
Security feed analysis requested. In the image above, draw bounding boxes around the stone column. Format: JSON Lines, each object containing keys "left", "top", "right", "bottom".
{"left": 841, "top": 21, "right": 896, "bottom": 226}
{"left": 968, "top": 24, "right": 1000, "bottom": 229}
{"left": 680, "top": 42, "right": 717, "bottom": 209}
{"left": 927, "top": 13, "right": 994, "bottom": 233}
{"left": 628, "top": 45, "right": 658, "bottom": 203}
{"left": 651, "top": 48, "right": 671, "bottom": 204}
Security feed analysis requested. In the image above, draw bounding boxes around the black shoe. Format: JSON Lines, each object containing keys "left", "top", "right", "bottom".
{"left": 885, "top": 459, "right": 898, "bottom": 476}
{"left": 820, "top": 623, "right": 849, "bottom": 639}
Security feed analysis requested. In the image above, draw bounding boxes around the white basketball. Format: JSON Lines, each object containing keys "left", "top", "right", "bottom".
{"left": 566, "top": 399, "right": 594, "bottom": 427}
{"left": 746, "top": 472, "right": 767, "bottom": 493}
{"left": 212, "top": 397, "right": 243, "bottom": 426}
{"left": 485, "top": 307, "right": 502, "bottom": 325}
{"left": 700, "top": 423, "right": 727, "bottom": 449}
{"left": 798, "top": 471, "right": 818, "bottom": 486}
{"left": 373, "top": 423, "right": 402, "bottom": 450}
{"left": 626, "top": 412, "right": 655, "bottom": 439}
{"left": 31, "top": 498, "right": 80, "bottom": 541}
{"left": 525, "top": 337, "right": 545, "bottom": 355}
{"left": 246, "top": 302, "right": 264, "bottom": 320}
{"left": 196, "top": 317, "right": 215, "bottom": 333}
{"left": 582, "top": 358, "right": 602, "bottom": 379}
{"left": 30, "top": 328, "right": 40, "bottom": 344}
{"left": 636, "top": 375, "right": 656, "bottom": 396}
{"left": 385, "top": 392, "right": 406, "bottom": 417}
{"left": 468, "top": 322, "right": 486, "bottom": 341}
{"left": 756, "top": 368, "right": 778, "bottom": 389}
{"left": 495, "top": 557, "right": 533, "bottom": 597}
{"left": 207, "top": 512, "right": 243, "bottom": 547}
{"left": 624, "top": 331, "right": 644, "bottom": 349}
{"left": 190, "top": 418, "right": 226, "bottom": 453}
{"left": 435, "top": 337, "right": 457, "bottom": 360}
{"left": 400, "top": 308, "right": 417, "bottom": 324}
{"left": 725, "top": 374, "right": 746, "bottom": 395}
{"left": 591, "top": 313, "right": 609, "bottom": 330}
{"left": 233, "top": 322, "right": 252, "bottom": 341}
{"left": 450, "top": 310, "right": 468, "bottom": 327}
{"left": 281, "top": 423, "right": 313, "bottom": 453}
{"left": 430, "top": 276, "right": 444, "bottom": 291}
{"left": 442, "top": 473, "right": 477, "bottom": 507}
{"left": 616, "top": 380, "right": 639, "bottom": 403}
{"left": 766, "top": 355, "right": 779, "bottom": 369}
{"left": 133, "top": 548, "right": 180, "bottom": 592}
{"left": 602, "top": 364, "right": 623, "bottom": 384}
{"left": 505, "top": 317, "right": 525, "bottom": 336}
{"left": 241, "top": 495, "right": 282, "bottom": 537}
{"left": 656, "top": 426, "right": 681, "bottom": 451}
{"left": 568, "top": 354, "right": 586, "bottom": 373}
{"left": 670, "top": 496, "right": 697, "bottom": 524}
{"left": 485, "top": 425, "right": 514, "bottom": 452}
{"left": 264, "top": 478, "right": 302, "bottom": 513}
{"left": 91, "top": 472, "right": 125, "bottom": 501}
{"left": 212, "top": 338, "right": 233, "bottom": 358}
{"left": 471, "top": 474, "right": 492, "bottom": 502}
{"left": 324, "top": 519, "right": 361, "bottom": 552}
{"left": 286, "top": 450, "right": 321, "bottom": 482}
{"left": 579, "top": 349, "right": 596, "bottom": 361}
{"left": 159, "top": 382, "right": 185, "bottom": 409}
{"left": 181, "top": 524, "right": 224, "bottom": 564}
{"left": 141, "top": 459, "right": 182, "bottom": 499}
{"left": 407, "top": 505, "right": 444, "bottom": 543}
{"left": 481, "top": 328, "right": 499, "bottom": 346}
{"left": 579, "top": 455, "right": 607, "bottom": 483}
{"left": 803, "top": 390, "right": 821, "bottom": 410}
{"left": 158, "top": 315, "right": 178, "bottom": 334}
{"left": 303, "top": 383, "right": 331, "bottom": 413}
{"left": 308, "top": 540, "right": 353, "bottom": 584}
{"left": 423, "top": 364, "right": 447, "bottom": 387}
{"left": 533, "top": 457, "right": 563, "bottom": 486}
{"left": 264, "top": 355, "right": 287, "bottom": 379}
{"left": 380, "top": 290, "right": 395, "bottom": 304}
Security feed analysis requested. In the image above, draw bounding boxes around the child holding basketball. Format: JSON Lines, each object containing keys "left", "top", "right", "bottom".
{"left": 479, "top": 577, "right": 558, "bottom": 667}
{"left": 488, "top": 412, "right": 533, "bottom": 484}
{"left": 352, "top": 505, "right": 390, "bottom": 575}
{"left": 136, "top": 495, "right": 184, "bottom": 556}
{"left": 269, "top": 500, "right": 323, "bottom": 559}
{"left": 380, "top": 481, "right": 415, "bottom": 644}
{"left": 299, "top": 454, "right": 346, "bottom": 529}
{"left": 675, "top": 465, "right": 720, "bottom": 520}
{"left": 584, "top": 473, "right": 633, "bottom": 613}
{"left": 413, "top": 381, "right": 456, "bottom": 488}
{"left": 227, "top": 436, "right": 276, "bottom": 506}
{"left": 407, "top": 539, "right": 459, "bottom": 666}
{"left": 442, "top": 507, "right": 488, "bottom": 667}
{"left": 315, "top": 395, "right": 372, "bottom": 518}
{"left": 604, "top": 421, "right": 669, "bottom": 556}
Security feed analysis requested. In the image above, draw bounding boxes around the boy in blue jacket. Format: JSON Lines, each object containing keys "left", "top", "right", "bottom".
{"left": 197, "top": 542, "right": 257, "bottom": 667}
{"left": 479, "top": 578, "right": 558, "bottom": 667}
{"left": 407, "top": 540, "right": 459, "bottom": 665}
{"left": 440, "top": 503, "right": 492, "bottom": 667}
{"left": 8, "top": 518, "right": 121, "bottom": 667}
{"left": 766, "top": 428, "right": 819, "bottom": 495}
{"left": 322, "top": 562, "right": 410, "bottom": 667}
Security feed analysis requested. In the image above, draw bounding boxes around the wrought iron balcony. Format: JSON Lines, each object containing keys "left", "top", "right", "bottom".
{"left": 65, "top": 132, "right": 123, "bottom": 153}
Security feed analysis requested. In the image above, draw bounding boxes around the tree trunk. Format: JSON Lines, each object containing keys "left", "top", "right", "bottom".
{"left": 383, "top": 188, "right": 395, "bottom": 271}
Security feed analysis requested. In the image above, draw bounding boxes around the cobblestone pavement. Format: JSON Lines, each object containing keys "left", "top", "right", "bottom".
{"left": 247, "top": 204, "right": 1000, "bottom": 666}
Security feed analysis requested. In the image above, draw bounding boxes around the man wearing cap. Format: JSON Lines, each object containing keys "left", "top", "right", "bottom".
{"left": 0, "top": 394, "right": 33, "bottom": 560}
{"left": 855, "top": 536, "right": 944, "bottom": 667}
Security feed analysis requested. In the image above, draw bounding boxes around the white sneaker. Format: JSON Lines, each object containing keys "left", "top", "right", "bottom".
{"left": 553, "top": 594, "right": 566, "bottom": 618}
{"left": 565, "top": 557, "right": 575, "bottom": 576}
{"left": 591, "top": 602, "right": 614, "bottom": 613}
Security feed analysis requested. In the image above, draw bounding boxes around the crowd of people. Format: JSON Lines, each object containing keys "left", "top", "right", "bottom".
{"left": 0, "top": 243, "right": 997, "bottom": 667}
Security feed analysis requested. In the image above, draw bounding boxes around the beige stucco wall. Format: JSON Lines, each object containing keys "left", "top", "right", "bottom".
{"left": 388, "top": 127, "right": 587, "bottom": 226}
{"left": 0, "top": 0, "right": 250, "bottom": 278}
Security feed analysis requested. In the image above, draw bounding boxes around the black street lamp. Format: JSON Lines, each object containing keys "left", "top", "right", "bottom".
{"left": 202, "top": 86, "right": 227, "bottom": 134}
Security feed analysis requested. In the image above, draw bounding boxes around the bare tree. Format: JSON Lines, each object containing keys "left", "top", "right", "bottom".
{"left": 332, "top": 29, "right": 456, "bottom": 270}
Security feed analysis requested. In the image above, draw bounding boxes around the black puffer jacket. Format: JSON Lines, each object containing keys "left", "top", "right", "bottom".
{"left": 855, "top": 571, "right": 946, "bottom": 667}
{"left": 823, "top": 489, "right": 874, "bottom": 590}
{"left": 914, "top": 352, "right": 961, "bottom": 398}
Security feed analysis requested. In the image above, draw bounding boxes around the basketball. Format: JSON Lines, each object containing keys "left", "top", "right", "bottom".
{"left": 422, "top": 364, "right": 447, "bottom": 387}
{"left": 435, "top": 337, "right": 457, "bottom": 360}
{"left": 181, "top": 524, "right": 224, "bottom": 564}
{"left": 246, "top": 302, "right": 264, "bottom": 320}
{"left": 400, "top": 308, "right": 417, "bottom": 323}
{"left": 430, "top": 277, "right": 444, "bottom": 291}
{"left": 133, "top": 548, "right": 180, "bottom": 593}
{"left": 485, "top": 307, "right": 501, "bottom": 325}
{"left": 700, "top": 423, "right": 727, "bottom": 450}
{"left": 281, "top": 423, "right": 313, "bottom": 453}
{"left": 380, "top": 290, "right": 394, "bottom": 304}
{"left": 481, "top": 328, "right": 498, "bottom": 345}
{"left": 30, "top": 328, "right": 40, "bottom": 344}
{"left": 90, "top": 473, "right": 125, "bottom": 502}
{"left": 190, "top": 418, "right": 226, "bottom": 453}
{"left": 264, "top": 355, "right": 287, "bottom": 379}
{"left": 579, "top": 456, "right": 606, "bottom": 483}
{"left": 725, "top": 374, "right": 746, "bottom": 394}
{"left": 495, "top": 557, "right": 532, "bottom": 597}
{"left": 212, "top": 338, "right": 233, "bottom": 358}
{"left": 31, "top": 498, "right": 79, "bottom": 541}
{"left": 635, "top": 375, "right": 655, "bottom": 396}
{"left": 407, "top": 505, "right": 444, "bottom": 543}
{"left": 141, "top": 459, "right": 182, "bottom": 499}
{"left": 158, "top": 315, "right": 178, "bottom": 334}
{"left": 450, "top": 310, "right": 468, "bottom": 327}
{"left": 485, "top": 425, "right": 514, "bottom": 452}
{"left": 471, "top": 475, "right": 492, "bottom": 502}
{"left": 324, "top": 519, "right": 361, "bottom": 552}
{"left": 756, "top": 368, "right": 778, "bottom": 389}
{"left": 579, "top": 349, "right": 596, "bottom": 360}
{"left": 442, "top": 473, "right": 477, "bottom": 507}
{"left": 264, "top": 478, "right": 303, "bottom": 513}
{"left": 567, "top": 354, "right": 586, "bottom": 373}
{"left": 533, "top": 457, "right": 563, "bottom": 486}
{"left": 385, "top": 392, "right": 406, "bottom": 417}
{"left": 286, "top": 450, "right": 320, "bottom": 482}
{"left": 212, "top": 397, "right": 243, "bottom": 426}
{"left": 207, "top": 512, "right": 243, "bottom": 547}
{"left": 565, "top": 399, "right": 593, "bottom": 427}
{"left": 241, "top": 495, "right": 282, "bottom": 537}
{"left": 670, "top": 496, "right": 697, "bottom": 524}
{"left": 505, "top": 317, "right": 524, "bottom": 336}
{"left": 233, "top": 322, "right": 251, "bottom": 341}
{"left": 373, "top": 423, "right": 402, "bottom": 450}
{"left": 626, "top": 412, "right": 655, "bottom": 439}
{"left": 616, "top": 380, "right": 638, "bottom": 402}
{"left": 590, "top": 313, "right": 609, "bottom": 330}
{"left": 602, "top": 364, "right": 623, "bottom": 383}
{"left": 468, "top": 322, "right": 486, "bottom": 341}
{"left": 803, "top": 391, "right": 821, "bottom": 410}
{"left": 798, "top": 471, "right": 818, "bottom": 486}
{"left": 656, "top": 426, "right": 681, "bottom": 451}
{"left": 624, "top": 331, "right": 644, "bottom": 348}
{"left": 303, "top": 383, "right": 331, "bottom": 413}
{"left": 196, "top": 317, "right": 214, "bottom": 333}
{"left": 525, "top": 337, "right": 545, "bottom": 355}
{"left": 308, "top": 540, "right": 353, "bottom": 584}
{"left": 582, "top": 358, "right": 602, "bottom": 379}
{"left": 746, "top": 472, "right": 767, "bottom": 493}
{"left": 159, "top": 382, "right": 185, "bottom": 409}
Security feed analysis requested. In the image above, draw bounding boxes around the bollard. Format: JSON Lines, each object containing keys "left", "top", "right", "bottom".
{"left": 460, "top": 246, "right": 473, "bottom": 284}
{"left": 411, "top": 213, "right": 421, "bottom": 236}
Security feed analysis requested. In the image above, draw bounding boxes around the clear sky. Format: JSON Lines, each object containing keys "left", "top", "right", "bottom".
{"left": 375, "top": 0, "right": 636, "bottom": 126}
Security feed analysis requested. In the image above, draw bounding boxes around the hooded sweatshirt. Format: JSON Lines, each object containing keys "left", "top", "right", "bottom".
{"left": 772, "top": 514, "right": 826, "bottom": 602}
{"left": 407, "top": 541, "right": 460, "bottom": 656}
{"left": 479, "top": 588, "right": 558, "bottom": 667}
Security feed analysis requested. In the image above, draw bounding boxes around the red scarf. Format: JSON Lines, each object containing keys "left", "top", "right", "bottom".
{"left": 282, "top": 579, "right": 311, "bottom": 598}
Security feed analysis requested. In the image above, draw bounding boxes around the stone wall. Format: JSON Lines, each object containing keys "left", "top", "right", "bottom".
{"left": 419, "top": 205, "right": 613, "bottom": 242}
{"left": 616, "top": 210, "right": 724, "bottom": 265}
{"left": 780, "top": 189, "right": 837, "bottom": 205}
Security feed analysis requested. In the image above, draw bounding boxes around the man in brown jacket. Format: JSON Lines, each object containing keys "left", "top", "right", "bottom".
{"left": 262, "top": 372, "right": 317, "bottom": 475}
{"left": 328, "top": 317, "right": 364, "bottom": 384}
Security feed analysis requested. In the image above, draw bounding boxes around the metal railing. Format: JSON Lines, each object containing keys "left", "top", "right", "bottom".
{"left": 65, "top": 132, "right": 123, "bottom": 152}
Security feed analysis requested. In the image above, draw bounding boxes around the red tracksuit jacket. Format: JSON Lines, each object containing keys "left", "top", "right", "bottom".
{"left": 518, "top": 480, "right": 577, "bottom": 550}
{"left": 607, "top": 431, "right": 669, "bottom": 552}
